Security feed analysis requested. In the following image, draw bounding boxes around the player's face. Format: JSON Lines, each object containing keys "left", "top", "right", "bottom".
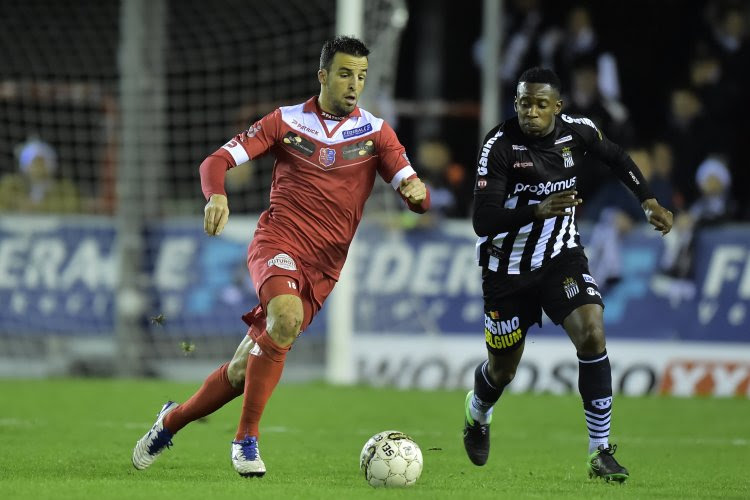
{"left": 318, "top": 52, "right": 368, "bottom": 116}
{"left": 515, "top": 83, "right": 562, "bottom": 137}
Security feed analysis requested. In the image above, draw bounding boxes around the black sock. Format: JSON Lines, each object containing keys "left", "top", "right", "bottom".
{"left": 577, "top": 350, "right": 613, "bottom": 453}
{"left": 472, "top": 360, "right": 504, "bottom": 412}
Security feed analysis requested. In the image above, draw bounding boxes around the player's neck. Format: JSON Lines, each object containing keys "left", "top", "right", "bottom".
{"left": 317, "top": 95, "right": 347, "bottom": 121}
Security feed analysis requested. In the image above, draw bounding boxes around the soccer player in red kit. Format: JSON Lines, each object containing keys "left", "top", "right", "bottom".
{"left": 132, "top": 36, "right": 431, "bottom": 477}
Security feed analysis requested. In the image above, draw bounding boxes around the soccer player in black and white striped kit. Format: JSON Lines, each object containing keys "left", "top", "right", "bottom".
{"left": 463, "top": 67, "right": 673, "bottom": 482}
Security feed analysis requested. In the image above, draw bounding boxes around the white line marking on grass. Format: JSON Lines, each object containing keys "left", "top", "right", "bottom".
{"left": 0, "top": 418, "right": 34, "bottom": 427}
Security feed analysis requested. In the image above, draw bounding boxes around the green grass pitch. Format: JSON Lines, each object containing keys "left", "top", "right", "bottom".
{"left": 1, "top": 379, "right": 748, "bottom": 499}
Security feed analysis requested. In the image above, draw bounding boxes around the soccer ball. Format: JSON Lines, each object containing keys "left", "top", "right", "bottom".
{"left": 359, "top": 430, "right": 423, "bottom": 488}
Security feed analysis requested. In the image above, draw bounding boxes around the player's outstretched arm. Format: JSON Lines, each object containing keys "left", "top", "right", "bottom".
{"left": 641, "top": 198, "right": 673, "bottom": 235}
{"left": 204, "top": 193, "right": 229, "bottom": 236}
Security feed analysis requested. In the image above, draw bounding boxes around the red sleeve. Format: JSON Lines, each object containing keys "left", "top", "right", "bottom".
{"left": 199, "top": 109, "right": 283, "bottom": 200}
{"left": 376, "top": 121, "right": 414, "bottom": 185}
{"left": 374, "top": 122, "right": 430, "bottom": 213}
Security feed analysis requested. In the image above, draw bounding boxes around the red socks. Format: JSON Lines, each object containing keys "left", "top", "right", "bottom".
{"left": 234, "top": 331, "right": 290, "bottom": 441}
{"left": 164, "top": 362, "right": 243, "bottom": 434}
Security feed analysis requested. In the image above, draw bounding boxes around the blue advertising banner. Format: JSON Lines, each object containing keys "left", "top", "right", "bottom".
{"left": 0, "top": 216, "right": 747, "bottom": 341}
{"left": 350, "top": 221, "right": 749, "bottom": 341}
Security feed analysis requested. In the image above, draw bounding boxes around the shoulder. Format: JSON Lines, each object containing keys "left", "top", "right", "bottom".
{"left": 278, "top": 102, "right": 305, "bottom": 123}
{"left": 558, "top": 113, "right": 603, "bottom": 142}
{"left": 480, "top": 119, "right": 516, "bottom": 155}
{"left": 353, "top": 106, "right": 387, "bottom": 133}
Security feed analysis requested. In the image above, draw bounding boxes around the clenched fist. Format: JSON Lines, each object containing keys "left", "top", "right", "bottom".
{"left": 204, "top": 194, "right": 229, "bottom": 236}
{"left": 641, "top": 198, "right": 673, "bottom": 235}
{"left": 399, "top": 177, "right": 427, "bottom": 205}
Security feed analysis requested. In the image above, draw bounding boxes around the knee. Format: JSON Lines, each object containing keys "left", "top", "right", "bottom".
{"left": 575, "top": 322, "right": 606, "bottom": 355}
{"left": 487, "top": 362, "right": 518, "bottom": 388}
{"left": 267, "top": 309, "right": 302, "bottom": 347}
{"left": 227, "top": 358, "right": 246, "bottom": 388}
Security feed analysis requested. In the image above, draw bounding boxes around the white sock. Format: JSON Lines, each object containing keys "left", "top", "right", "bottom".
{"left": 589, "top": 438, "right": 609, "bottom": 454}
{"left": 469, "top": 395, "right": 494, "bottom": 425}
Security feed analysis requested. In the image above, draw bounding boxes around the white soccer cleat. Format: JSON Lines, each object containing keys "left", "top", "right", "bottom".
{"left": 132, "top": 401, "right": 179, "bottom": 470}
{"left": 231, "top": 436, "right": 266, "bottom": 477}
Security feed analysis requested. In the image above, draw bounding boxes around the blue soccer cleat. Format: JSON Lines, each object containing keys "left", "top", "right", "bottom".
{"left": 132, "top": 401, "right": 179, "bottom": 470}
{"left": 231, "top": 436, "right": 266, "bottom": 477}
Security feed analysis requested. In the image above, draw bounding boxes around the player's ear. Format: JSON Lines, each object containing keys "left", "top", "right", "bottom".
{"left": 318, "top": 68, "right": 327, "bottom": 85}
{"left": 513, "top": 97, "right": 519, "bottom": 112}
{"left": 554, "top": 99, "right": 563, "bottom": 115}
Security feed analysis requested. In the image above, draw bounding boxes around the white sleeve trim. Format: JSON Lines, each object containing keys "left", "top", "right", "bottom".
{"left": 389, "top": 165, "right": 416, "bottom": 190}
{"left": 221, "top": 141, "right": 250, "bottom": 166}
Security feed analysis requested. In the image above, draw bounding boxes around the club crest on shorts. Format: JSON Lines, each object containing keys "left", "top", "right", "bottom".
{"left": 267, "top": 253, "right": 297, "bottom": 271}
{"left": 318, "top": 147, "right": 336, "bottom": 167}
{"left": 563, "top": 277, "right": 579, "bottom": 299}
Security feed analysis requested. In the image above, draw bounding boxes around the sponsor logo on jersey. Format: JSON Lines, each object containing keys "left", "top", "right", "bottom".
{"left": 512, "top": 144, "right": 528, "bottom": 151}
{"left": 477, "top": 177, "right": 488, "bottom": 189}
{"left": 342, "top": 123, "right": 373, "bottom": 139}
{"left": 489, "top": 310, "right": 500, "bottom": 320}
{"left": 267, "top": 253, "right": 297, "bottom": 271}
{"left": 319, "top": 109, "right": 345, "bottom": 121}
{"left": 629, "top": 170, "right": 640, "bottom": 185}
{"left": 554, "top": 134, "right": 573, "bottom": 145}
{"left": 513, "top": 177, "right": 576, "bottom": 196}
{"left": 319, "top": 147, "right": 336, "bottom": 167}
{"left": 561, "top": 146, "right": 574, "bottom": 168}
{"left": 244, "top": 123, "right": 262, "bottom": 139}
{"left": 591, "top": 396, "right": 612, "bottom": 410}
{"left": 477, "top": 130, "right": 503, "bottom": 176}
{"left": 582, "top": 273, "right": 597, "bottom": 285}
{"left": 561, "top": 114, "right": 602, "bottom": 140}
{"left": 291, "top": 119, "right": 319, "bottom": 136}
{"left": 282, "top": 132, "right": 315, "bottom": 157}
{"left": 342, "top": 140, "right": 375, "bottom": 160}
{"left": 586, "top": 286, "right": 602, "bottom": 298}
{"left": 563, "top": 277, "right": 579, "bottom": 299}
{"left": 513, "top": 161, "right": 533, "bottom": 169}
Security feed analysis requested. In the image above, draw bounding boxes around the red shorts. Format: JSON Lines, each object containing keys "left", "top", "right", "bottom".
{"left": 242, "top": 239, "right": 337, "bottom": 336}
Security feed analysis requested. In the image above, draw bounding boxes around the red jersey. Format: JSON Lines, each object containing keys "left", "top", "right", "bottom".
{"left": 200, "top": 96, "right": 430, "bottom": 280}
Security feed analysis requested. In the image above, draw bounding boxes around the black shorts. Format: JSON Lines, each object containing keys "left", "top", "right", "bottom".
{"left": 481, "top": 248, "right": 604, "bottom": 354}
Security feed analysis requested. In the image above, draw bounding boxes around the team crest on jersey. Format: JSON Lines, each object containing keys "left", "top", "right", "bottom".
{"left": 267, "top": 253, "right": 297, "bottom": 271}
{"left": 319, "top": 147, "right": 336, "bottom": 167}
{"left": 563, "top": 277, "right": 579, "bottom": 299}
{"left": 561, "top": 146, "right": 574, "bottom": 168}
{"left": 342, "top": 140, "right": 375, "bottom": 160}
{"left": 477, "top": 177, "right": 488, "bottom": 189}
{"left": 282, "top": 132, "right": 315, "bottom": 157}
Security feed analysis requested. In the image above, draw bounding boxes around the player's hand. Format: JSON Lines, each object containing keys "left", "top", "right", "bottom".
{"left": 204, "top": 194, "right": 229, "bottom": 236}
{"left": 399, "top": 177, "right": 427, "bottom": 205}
{"left": 534, "top": 189, "right": 582, "bottom": 219}
{"left": 642, "top": 198, "right": 673, "bottom": 235}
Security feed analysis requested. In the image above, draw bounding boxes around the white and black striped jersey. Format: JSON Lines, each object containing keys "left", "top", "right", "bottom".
{"left": 473, "top": 114, "right": 653, "bottom": 275}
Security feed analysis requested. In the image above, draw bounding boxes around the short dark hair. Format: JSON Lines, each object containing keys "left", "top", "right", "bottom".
{"left": 319, "top": 36, "right": 370, "bottom": 71}
{"left": 518, "top": 67, "right": 562, "bottom": 94}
